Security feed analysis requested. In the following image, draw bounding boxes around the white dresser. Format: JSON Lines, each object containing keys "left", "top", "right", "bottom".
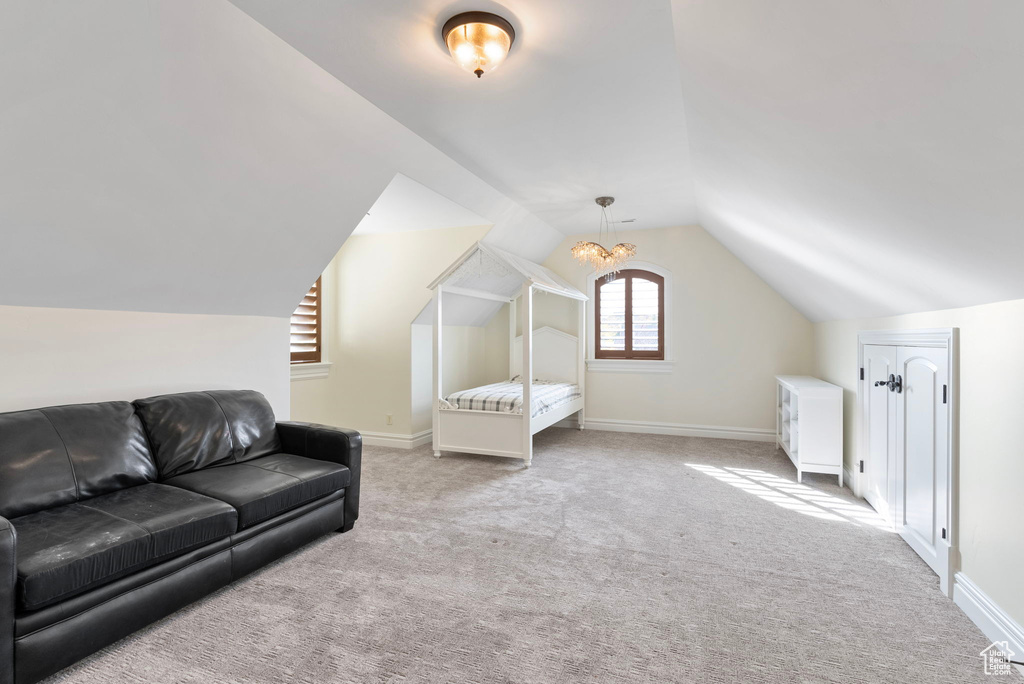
{"left": 776, "top": 376, "right": 844, "bottom": 486}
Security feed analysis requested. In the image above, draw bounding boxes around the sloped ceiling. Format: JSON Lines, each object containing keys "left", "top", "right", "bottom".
{"left": 6, "top": 1, "right": 1022, "bottom": 323}
{"left": 0, "top": 0, "right": 561, "bottom": 317}
{"left": 234, "top": 0, "right": 1024, "bottom": 322}
{"left": 672, "top": 0, "right": 1024, "bottom": 321}
{"left": 354, "top": 174, "right": 490, "bottom": 236}
{"left": 230, "top": 0, "right": 698, "bottom": 235}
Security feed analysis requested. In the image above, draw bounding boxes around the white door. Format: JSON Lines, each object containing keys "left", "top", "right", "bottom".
{"left": 895, "top": 346, "right": 950, "bottom": 593}
{"left": 863, "top": 345, "right": 897, "bottom": 523}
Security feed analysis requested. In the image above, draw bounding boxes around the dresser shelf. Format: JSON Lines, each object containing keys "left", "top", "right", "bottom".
{"left": 776, "top": 375, "right": 843, "bottom": 486}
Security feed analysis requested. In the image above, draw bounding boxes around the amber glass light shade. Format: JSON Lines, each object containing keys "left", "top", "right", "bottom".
{"left": 443, "top": 12, "right": 515, "bottom": 78}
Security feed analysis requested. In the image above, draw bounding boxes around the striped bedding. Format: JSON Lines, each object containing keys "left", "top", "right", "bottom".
{"left": 442, "top": 380, "right": 580, "bottom": 418}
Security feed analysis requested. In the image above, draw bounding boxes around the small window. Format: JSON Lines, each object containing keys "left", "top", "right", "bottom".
{"left": 290, "top": 277, "right": 322, "bottom": 364}
{"left": 595, "top": 269, "right": 664, "bottom": 360}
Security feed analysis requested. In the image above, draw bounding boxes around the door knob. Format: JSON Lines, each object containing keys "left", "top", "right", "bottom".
{"left": 875, "top": 374, "right": 903, "bottom": 393}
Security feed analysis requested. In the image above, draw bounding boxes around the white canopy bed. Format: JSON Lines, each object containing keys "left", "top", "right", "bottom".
{"left": 429, "top": 242, "right": 587, "bottom": 467}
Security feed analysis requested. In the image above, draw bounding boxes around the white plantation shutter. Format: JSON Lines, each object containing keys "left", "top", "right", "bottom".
{"left": 290, "top": 277, "right": 322, "bottom": 363}
{"left": 631, "top": 277, "right": 660, "bottom": 351}
{"left": 598, "top": 279, "right": 626, "bottom": 351}
{"left": 596, "top": 270, "right": 664, "bottom": 359}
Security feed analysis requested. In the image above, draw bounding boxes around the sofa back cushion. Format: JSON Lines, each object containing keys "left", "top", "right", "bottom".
{"left": 133, "top": 390, "right": 281, "bottom": 479}
{"left": 0, "top": 402, "right": 158, "bottom": 519}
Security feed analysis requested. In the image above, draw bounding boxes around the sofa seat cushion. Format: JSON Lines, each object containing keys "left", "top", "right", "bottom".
{"left": 13, "top": 484, "right": 237, "bottom": 611}
{"left": 163, "top": 454, "right": 350, "bottom": 529}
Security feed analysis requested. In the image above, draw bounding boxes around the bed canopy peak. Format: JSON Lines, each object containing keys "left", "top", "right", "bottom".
{"left": 428, "top": 242, "right": 586, "bottom": 302}
{"left": 430, "top": 242, "right": 587, "bottom": 467}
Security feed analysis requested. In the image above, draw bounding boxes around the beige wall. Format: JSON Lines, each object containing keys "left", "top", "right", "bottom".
{"left": 298, "top": 223, "right": 816, "bottom": 438}
{"left": 0, "top": 305, "right": 290, "bottom": 417}
{"left": 290, "top": 225, "right": 492, "bottom": 437}
{"left": 481, "top": 294, "right": 579, "bottom": 382}
{"left": 814, "top": 298, "right": 1024, "bottom": 628}
{"left": 410, "top": 323, "right": 495, "bottom": 434}
{"left": 530, "top": 225, "right": 815, "bottom": 432}
{"left": 483, "top": 302, "right": 512, "bottom": 383}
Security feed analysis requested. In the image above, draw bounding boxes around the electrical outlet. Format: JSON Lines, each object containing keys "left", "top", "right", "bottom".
{"left": 385, "top": 414, "right": 393, "bottom": 426}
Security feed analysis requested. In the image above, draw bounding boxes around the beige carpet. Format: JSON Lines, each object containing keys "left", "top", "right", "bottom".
{"left": 44, "top": 429, "right": 1009, "bottom": 683}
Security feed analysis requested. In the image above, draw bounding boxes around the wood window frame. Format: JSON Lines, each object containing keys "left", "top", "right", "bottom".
{"left": 290, "top": 276, "right": 322, "bottom": 364}
{"left": 595, "top": 269, "right": 665, "bottom": 360}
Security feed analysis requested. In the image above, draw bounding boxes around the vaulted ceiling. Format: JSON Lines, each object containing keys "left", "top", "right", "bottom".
{"left": 231, "top": 0, "right": 698, "bottom": 235}
{"left": 234, "top": 0, "right": 1024, "bottom": 322}
{"left": 0, "top": 1, "right": 561, "bottom": 318}
{"left": 354, "top": 174, "right": 490, "bottom": 236}
{"left": 4, "top": 1, "right": 1022, "bottom": 323}
{"left": 673, "top": 0, "right": 1024, "bottom": 321}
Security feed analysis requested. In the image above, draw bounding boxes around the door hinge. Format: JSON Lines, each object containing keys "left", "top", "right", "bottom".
{"left": 859, "top": 460, "right": 864, "bottom": 473}
{"left": 942, "top": 384, "right": 948, "bottom": 404}
{"left": 860, "top": 367, "right": 864, "bottom": 380}
{"left": 941, "top": 527, "right": 947, "bottom": 540}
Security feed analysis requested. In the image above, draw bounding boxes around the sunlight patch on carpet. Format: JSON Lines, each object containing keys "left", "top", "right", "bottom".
{"left": 686, "top": 464, "right": 891, "bottom": 530}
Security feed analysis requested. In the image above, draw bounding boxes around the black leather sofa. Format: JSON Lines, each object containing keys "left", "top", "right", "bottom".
{"left": 0, "top": 390, "right": 361, "bottom": 684}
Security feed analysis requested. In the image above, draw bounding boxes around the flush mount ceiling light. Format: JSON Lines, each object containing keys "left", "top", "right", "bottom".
{"left": 442, "top": 11, "right": 515, "bottom": 78}
{"left": 571, "top": 197, "right": 637, "bottom": 275}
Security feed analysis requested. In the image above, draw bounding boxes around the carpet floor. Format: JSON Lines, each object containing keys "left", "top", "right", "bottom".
{"left": 45, "top": 429, "right": 1009, "bottom": 683}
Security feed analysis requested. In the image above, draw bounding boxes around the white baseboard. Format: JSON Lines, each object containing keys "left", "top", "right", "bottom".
{"left": 953, "top": 572, "right": 1024, "bottom": 658}
{"left": 554, "top": 417, "right": 774, "bottom": 442}
{"left": 361, "top": 429, "right": 432, "bottom": 449}
{"left": 842, "top": 464, "right": 854, "bottom": 492}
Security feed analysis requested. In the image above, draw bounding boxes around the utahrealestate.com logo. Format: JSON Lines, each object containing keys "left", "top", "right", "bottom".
{"left": 980, "top": 641, "right": 1017, "bottom": 676}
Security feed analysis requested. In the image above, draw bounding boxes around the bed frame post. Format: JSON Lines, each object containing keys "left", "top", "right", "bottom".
{"left": 521, "top": 282, "right": 533, "bottom": 467}
{"left": 508, "top": 297, "right": 516, "bottom": 379}
{"left": 577, "top": 297, "right": 586, "bottom": 430}
{"left": 432, "top": 286, "right": 442, "bottom": 459}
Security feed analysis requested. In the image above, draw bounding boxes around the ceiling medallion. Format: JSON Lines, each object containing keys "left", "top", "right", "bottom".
{"left": 442, "top": 11, "right": 515, "bottom": 78}
{"left": 571, "top": 197, "right": 637, "bottom": 275}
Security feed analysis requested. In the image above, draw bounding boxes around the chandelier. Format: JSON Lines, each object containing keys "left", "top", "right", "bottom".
{"left": 571, "top": 197, "right": 637, "bottom": 274}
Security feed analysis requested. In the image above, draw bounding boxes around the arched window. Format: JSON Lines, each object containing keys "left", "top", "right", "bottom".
{"left": 595, "top": 269, "right": 665, "bottom": 360}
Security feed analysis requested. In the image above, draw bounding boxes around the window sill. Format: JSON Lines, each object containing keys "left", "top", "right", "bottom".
{"left": 586, "top": 359, "right": 674, "bottom": 374}
{"left": 290, "top": 361, "right": 332, "bottom": 381}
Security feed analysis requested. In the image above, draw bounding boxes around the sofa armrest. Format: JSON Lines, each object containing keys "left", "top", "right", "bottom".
{"left": 277, "top": 422, "right": 361, "bottom": 532}
{"left": 0, "top": 517, "right": 15, "bottom": 684}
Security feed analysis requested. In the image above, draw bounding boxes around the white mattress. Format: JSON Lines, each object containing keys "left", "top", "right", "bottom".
{"left": 442, "top": 380, "right": 580, "bottom": 418}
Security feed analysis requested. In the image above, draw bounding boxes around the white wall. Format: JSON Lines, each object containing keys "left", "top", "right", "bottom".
{"left": 526, "top": 225, "right": 816, "bottom": 434}
{"left": 814, "top": 298, "right": 1024, "bottom": 630}
{"left": 410, "top": 324, "right": 432, "bottom": 437}
{"left": 290, "top": 225, "right": 495, "bottom": 438}
{"left": 0, "top": 305, "right": 290, "bottom": 417}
